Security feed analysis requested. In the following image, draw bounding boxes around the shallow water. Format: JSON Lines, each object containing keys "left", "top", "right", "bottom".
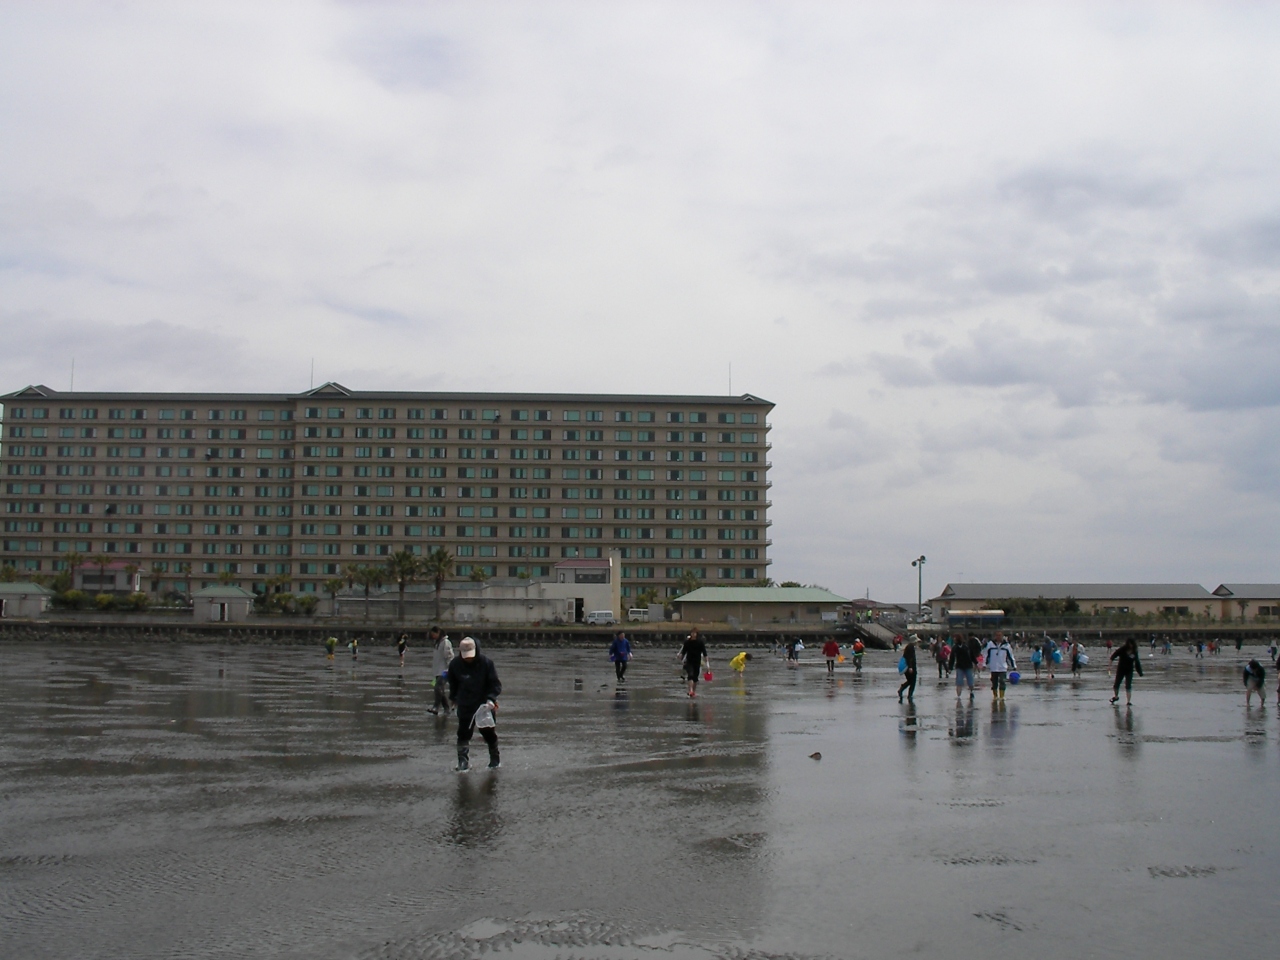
{"left": 1, "top": 642, "right": 1276, "bottom": 959}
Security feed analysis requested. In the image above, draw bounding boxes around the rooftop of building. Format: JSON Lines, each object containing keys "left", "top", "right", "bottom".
{"left": 1212, "top": 584, "right": 1280, "bottom": 599}
{"left": 0, "top": 582, "right": 55, "bottom": 596}
{"left": 934, "top": 583, "right": 1216, "bottom": 601}
{"left": 677, "top": 586, "right": 851, "bottom": 604}
{"left": 2, "top": 382, "right": 773, "bottom": 407}
{"left": 191, "top": 585, "right": 256, "bottom": 600}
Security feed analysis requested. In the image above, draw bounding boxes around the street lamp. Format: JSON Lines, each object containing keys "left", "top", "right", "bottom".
{"left": 911, "top": 555, "right": 926, "bottom": 619}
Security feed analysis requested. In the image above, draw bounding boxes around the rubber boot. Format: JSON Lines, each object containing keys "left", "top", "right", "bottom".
{"left": 456, "top": 745, "right": 469, "bottom": 773}
{"left": 487, "top": 743, "right": 500, "bottom": 769}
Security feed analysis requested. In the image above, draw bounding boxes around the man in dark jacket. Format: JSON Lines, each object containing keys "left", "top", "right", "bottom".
{"left": 949, "top": 634, "right": 978, "bottom": 700}
{"left": 447, "top": 637, "right": 502, "bottom": 771}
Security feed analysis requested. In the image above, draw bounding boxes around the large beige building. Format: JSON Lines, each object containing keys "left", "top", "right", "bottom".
{"left": 0, "top": 384, "right": 773, "bottom": 600}
{"left": 933, "top": 583, "right": 1221, "bottom": 619}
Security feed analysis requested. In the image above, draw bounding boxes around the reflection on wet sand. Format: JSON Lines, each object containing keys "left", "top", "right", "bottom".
{"left": 0, "top": 643, "right": 1277, "bottom": 960}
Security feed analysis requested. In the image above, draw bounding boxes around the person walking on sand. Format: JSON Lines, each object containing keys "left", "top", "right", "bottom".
{"left": 679, "top": 628, "right": 708, "bottom": 698}
{"left": 427, "top": 625, "right": 453, "bottom": 716}
{"left": 982, "top": 632, "right": 1017, "bottom": 700}
{"left": 822, "top": 637, "right": 840, "bottom": 675}
{"left": 609, "top": 629, "right": 633, "bottom": 683}
{"left": 949, "top": 633, "right": 977, "bottom": 700}
{"left": 347, "top": 637, "right": 359, "bottom": 661}
{"left": 851, "top": 638, "right": 865, "bottom": 673}
{"left": 897, "top": 637, "right": 918, "bottom": 703}
{"left": 1109, "top": 638, "right": 1143, "bottom": 705}
{"left": 1244, "top": 659, "right": 1267, "bottom": 708}
{"left": 325, "top": 636, "right": 337, "bottom": 660}
{"left": 1040, "top": 633, "right": 1058, "bottom": 680}
{"left": 1069, "top": 636, "right": 1084, "bottom": 678}
{"left": 447, "top": 637, "right": 502, "bottom": 771}
{"left": 397, "top": 633, "right": 408, "bottom": 668}
{"left": 940, "top": 638, "right": 953, "bottom": 678}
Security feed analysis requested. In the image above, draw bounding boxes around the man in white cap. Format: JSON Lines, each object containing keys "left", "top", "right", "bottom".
{"left": 446, "top": 637, "right": 502, "bottom": 771}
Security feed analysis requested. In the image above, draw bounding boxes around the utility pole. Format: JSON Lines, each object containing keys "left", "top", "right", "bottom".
{"left": 912, "top": 555, "right": 926, "bottom": 619}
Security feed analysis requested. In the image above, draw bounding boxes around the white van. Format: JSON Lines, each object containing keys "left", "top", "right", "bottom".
{"left": 584, "top": 610, "right": 617, "bottom": 626}
{"left": 626, "top": 608, "right": 649, "bottom": 622}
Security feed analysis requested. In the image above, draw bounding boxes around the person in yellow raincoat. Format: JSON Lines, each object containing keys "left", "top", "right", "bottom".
{"left": 730, "top": 651, "right": 752, "bottom": 672}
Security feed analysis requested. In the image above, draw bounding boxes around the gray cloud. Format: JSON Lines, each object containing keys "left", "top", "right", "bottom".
{"left": 4, "top": 2, "right": 1280, "bottom": 596}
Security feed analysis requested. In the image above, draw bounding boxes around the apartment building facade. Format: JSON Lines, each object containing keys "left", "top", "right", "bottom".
{"left": 0, "top": 384, "right": 773, "bottom": 599}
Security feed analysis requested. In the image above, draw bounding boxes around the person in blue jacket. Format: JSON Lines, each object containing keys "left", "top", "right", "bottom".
{"left": 609, "top": 630, "right": 633, "bottom": 683}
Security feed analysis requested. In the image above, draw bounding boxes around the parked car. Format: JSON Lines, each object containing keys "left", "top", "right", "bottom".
{"left": 584, "top": 610, "right": 618, "bottom": 626}
{"left": 626, "top": 608, "right": 649, "bottom": 622}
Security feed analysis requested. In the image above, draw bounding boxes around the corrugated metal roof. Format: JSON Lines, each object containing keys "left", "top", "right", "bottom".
{"left": 677, "top": 586, "right": 850, "bottom": 604}
{"left": 936, "top": 583, "right": 1215, "bottom": 601}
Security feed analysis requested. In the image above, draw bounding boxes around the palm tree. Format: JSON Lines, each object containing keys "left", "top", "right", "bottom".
{"left": 62, "top": 550, "right": 85, "bottom": 585}
{"left": 323, "top": 577, "right": 345, "bottom": 616}
{"left": 355, "top": 564, "right": 384, "bottom": 620}
{"left": 421, "top": 547, "right": 455, "bottom": 622}
{"left": 173, "top": 561, "right": 192, "bottom": 602}
{"left": 90, "top": 553, "right": 113, "bottom": 592}
{"left": 149, "top": 562, "right": 165, "bottom": 595}
{"left": 124, "top": 562, "right": 141, "bottom": 592}
{"left": 675, "top": 569, "right": 702, "bottom": 598}
{"left": 386, "top": 549, "right": 423, "bottom": 622}
{"left": 634, "top": 587, "right": 659, "bottom": 608}
{"left": 261, "top": 572, "right": 292, "bottom": 613}
{"left": 343, "top": 562, "right": 362, "bottom": 592}
{"left": 216, "top": 570, "right": 236, "bottom": 585}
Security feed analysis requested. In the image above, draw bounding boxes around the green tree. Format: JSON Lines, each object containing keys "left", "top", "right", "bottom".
{"left": 323, "top": 577, "right": 345, "bottom": 616}
{"left": 355, "top": 565, "right": 385, "bottom": 620}
{"left": 216, "top": 570, "right": 236, "bottom": 585}
{"left": 90, "top": 553, "right": 113, "bottom": 592}
{"left": 176, "top": 562, "right": 192, "bottom": 600}
{"left": 0, "top": 564, "right": 19, "bottom": 583}
{"left": 148, "top": 562, "right": 166, "bottom": 596}
{"left": 634, "top": 587, "right": 659, "bottom": 608}
{"left": 751, "top": 577, "right": 775, "bottom": 587}
{"left": 123, "top": 562, "right": 140, "bottom": 592}
{"left": 422, "top": 547, "right": 455, "bottom": 621}
{"left": 469, "top": 567, "right": 488, "bottom": 583}
{"left": 62, "top": 550, "right": 85, "bottom": 587}
{"left": 343, "top": 562, "right": 363, "bottom": 591}
{"left": 779, "top": 580, "right": 803, "bottom": 588}
{"left": 386, "top": 549, "right": 423, "bottom": 622}
{"left": 675, "top": 570, "right": 702, "bottom": 597}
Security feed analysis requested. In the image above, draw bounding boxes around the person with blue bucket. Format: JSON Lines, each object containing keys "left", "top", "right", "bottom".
{"left": 982, "top": 632, "right": 1018, "bottom": 701}
{"left": 897, "top": 636, "right": 919, "bottom": 703}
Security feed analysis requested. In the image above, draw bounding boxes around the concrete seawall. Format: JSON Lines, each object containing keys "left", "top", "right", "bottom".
{"left": 0, "top": 617, "right": 840, "bottom": 647}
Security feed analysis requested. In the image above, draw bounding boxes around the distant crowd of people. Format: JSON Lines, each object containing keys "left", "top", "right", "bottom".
{"left": 320, "top": 623, "right": 1279, "bottom": 772}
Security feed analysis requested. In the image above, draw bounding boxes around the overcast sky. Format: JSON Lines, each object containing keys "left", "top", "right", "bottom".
{"left": 3, "top": 2, "right": 1279, "bottom": 600}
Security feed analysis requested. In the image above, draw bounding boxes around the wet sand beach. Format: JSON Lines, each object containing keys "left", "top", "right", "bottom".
{"left": 1, "top": 642, "right": 1276, "bottom": 959}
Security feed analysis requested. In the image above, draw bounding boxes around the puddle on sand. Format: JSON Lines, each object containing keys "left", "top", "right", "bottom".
{"left": 0, "top": 642, "right": 1277, "bottom": 960}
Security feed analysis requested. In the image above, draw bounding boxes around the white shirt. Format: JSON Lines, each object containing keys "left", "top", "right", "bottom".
{"left": 983, "top": 641, "right": 1016, "bottom": 673}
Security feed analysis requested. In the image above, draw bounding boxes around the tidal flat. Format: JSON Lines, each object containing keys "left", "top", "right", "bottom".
{"left": 1, "top": 641, "right": 1276, "bottom": 959}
